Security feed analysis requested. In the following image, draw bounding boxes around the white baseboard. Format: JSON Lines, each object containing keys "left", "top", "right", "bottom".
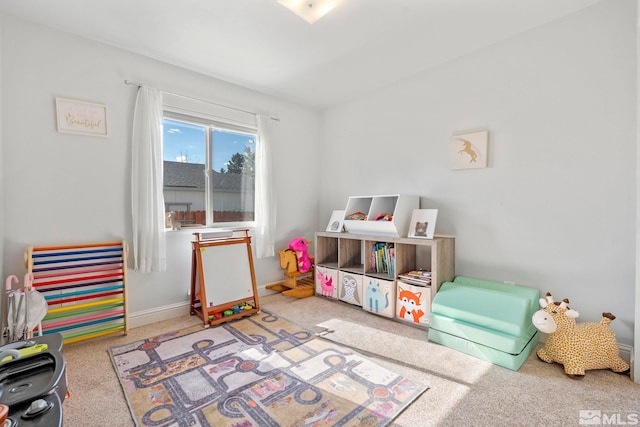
{"left": 128, "top": 283, "right": 286, "bottom": 329}
{"left": 258, "top": 281, "right": 285, "bottom": 297}
{"left": 128, "top": 301, "right": 192, "bottom": 329}
{"left": 619, "top": 343, "right": 632, "bottom": 364}
{"left": 631, "top": 347, "right": 635, "bottom": 383}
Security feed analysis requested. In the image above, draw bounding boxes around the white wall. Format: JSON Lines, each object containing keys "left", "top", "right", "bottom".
{"left": 0, "top": 16, "right": 321, "bottom": 315}
{"left": 635, "top": 0, "right": 640, "bottom": 385}
{"left": 1, "top": 2, "right": 636, "bottom": 350}
{"left": 321, "top": 0, "right": 636, "bottom": 344}
{"left": 0, "top": 18, "right": 4, "bottom": 288}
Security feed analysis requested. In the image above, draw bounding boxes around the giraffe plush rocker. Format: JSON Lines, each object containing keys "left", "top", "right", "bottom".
{"left": 532, "top": 292, "right": 629, "bottom": 379}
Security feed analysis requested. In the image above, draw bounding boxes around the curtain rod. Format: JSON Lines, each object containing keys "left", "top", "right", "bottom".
{"left": 124, "top": 79, "right": 280, "bottom": 122}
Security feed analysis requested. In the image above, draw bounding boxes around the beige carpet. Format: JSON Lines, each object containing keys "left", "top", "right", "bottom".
{"left": 108, "top": 309, "right": 428, "bottom": 426}
{"left": 62, "top": 294, "right": 640, "bottom": 426}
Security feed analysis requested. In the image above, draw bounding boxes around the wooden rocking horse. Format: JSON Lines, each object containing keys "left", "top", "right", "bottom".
{"left": 265, "top": 249, "right": 315, "bottom": 298}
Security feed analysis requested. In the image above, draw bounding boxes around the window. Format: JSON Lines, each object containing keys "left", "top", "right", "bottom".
{"left": 162, "top": 115, "right": 256, "bottom": 227}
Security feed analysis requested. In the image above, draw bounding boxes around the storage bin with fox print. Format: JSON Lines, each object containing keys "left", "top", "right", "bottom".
{"left": 396, "top": 281, "right": 430, "bottom": 325}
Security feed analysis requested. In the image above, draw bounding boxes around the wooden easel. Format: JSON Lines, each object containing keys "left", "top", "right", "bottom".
{"left": 190, "top": 229, "right": 260, "bottom": 327}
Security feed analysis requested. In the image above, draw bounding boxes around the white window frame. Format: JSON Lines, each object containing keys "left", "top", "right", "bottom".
{"left": 163, "top": 109, "right": 258, "bottom": 229}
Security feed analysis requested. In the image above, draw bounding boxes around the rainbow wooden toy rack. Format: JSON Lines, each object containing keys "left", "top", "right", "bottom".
{"left": 25, "top": 241, "right": 129, "bottom": 344}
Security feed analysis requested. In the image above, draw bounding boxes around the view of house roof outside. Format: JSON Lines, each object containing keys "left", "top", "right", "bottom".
{"left": 163, "top": 118, "right": 256, "bottom": 225}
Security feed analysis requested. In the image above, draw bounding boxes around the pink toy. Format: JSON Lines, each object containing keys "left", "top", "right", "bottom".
{"left": 316, "top": 270, "right": 334, "bottom": 297}
{"left": 288, "top": 237, "right": 313, "bottom": 273}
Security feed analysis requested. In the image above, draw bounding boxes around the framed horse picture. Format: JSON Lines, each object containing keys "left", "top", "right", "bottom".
{"left": 451, "top": 130, "right": 488, "bottom": 170}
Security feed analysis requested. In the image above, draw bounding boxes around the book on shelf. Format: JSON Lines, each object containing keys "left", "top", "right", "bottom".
{"left": 398, "top": 277, "right": 431, "bottom": 287}
{"left": 401, "top": 269, "right": 431, "bottom": 278}
{"left": 398, "top": 269, "right": 431, "bottom": 286}
{"left": 369, "top": 242, "right": 395, "bottom": 276}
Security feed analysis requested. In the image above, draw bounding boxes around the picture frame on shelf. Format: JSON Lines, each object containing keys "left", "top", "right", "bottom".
{"left": 326, "top": 210, "right": 345, "bottom": 233}
{"left": 408, "top": 209, "right": 438, "bottom": 239}
{"left": 56, "top": 97, "right": 108, "bottom": 137}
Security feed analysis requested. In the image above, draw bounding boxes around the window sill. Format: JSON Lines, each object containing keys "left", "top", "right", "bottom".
{"left": 165, "top": 223, "right": 255, "bottom": 235}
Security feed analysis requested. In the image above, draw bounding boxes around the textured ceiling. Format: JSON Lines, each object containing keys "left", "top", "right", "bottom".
{"left": 0, "top": 0, "right": 605, "bottom": 110}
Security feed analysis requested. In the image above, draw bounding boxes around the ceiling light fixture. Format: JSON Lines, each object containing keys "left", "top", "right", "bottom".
{"left": 278, "top": 0, "right": 344, "bottom": 24}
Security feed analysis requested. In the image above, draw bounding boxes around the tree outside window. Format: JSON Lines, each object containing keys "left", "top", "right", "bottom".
{"left": 163, "top": 118, "right": 256, "bottom": 227}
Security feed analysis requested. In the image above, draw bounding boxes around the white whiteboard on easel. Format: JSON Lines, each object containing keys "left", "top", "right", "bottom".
{"left": 199, "top": 243, "right": 254, "bottom": 307}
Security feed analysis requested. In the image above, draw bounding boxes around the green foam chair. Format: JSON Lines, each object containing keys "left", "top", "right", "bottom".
{"left": 428, "top": 276, "right": 539, "bottom": 371}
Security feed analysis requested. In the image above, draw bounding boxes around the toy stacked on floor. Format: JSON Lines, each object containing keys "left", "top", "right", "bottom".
{"left": 0, "top": 332, "right": 67, "bottom": 426}
{"left": 207, "top": 302, "right": 256, "bottom": 322}
{"left": 25, "top": 241, "right": 129, "bottom": 344}
{"left": 428, "top": 276, "right": 539, "bottom": 371}
{"left": 4, "top": 273, "right": 47, "bottom": 343}
{"left": 532, "top": 292, "right": 629, "bottom": 379}
{"left": 265, "top": 237, "right": 315, "bottom": 298}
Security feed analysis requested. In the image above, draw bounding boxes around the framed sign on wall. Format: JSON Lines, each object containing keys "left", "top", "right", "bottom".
{"left": 56, "top": 97, "right": 108, "bottom": 137}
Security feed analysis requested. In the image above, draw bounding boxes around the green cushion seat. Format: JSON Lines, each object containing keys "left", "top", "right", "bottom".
{"left": 428, "top": 276, "right": 539, "bottom": 371}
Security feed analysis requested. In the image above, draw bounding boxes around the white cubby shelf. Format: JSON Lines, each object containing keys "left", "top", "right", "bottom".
{"left": 314, "top": 231, "right": 455, "bottom": 327}
{"left": 343, "top": 194, "right": 419, "bottom": 237}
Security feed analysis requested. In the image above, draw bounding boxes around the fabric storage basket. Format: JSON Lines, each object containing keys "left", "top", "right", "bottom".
{"left": 362, "top": 277, "right": 395, "bottom": 317}
{"left": 338, "top": 271, "right": 363, "bottom": 306}
{"left": 395, "top": 281, "right": 430, "bottom": 325}
{"left": 315, "top": 266, "right": 339, "bottom": 299}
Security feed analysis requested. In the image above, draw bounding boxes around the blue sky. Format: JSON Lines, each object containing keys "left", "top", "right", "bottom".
{"left": 163, "top": 119, "right": 255, "bottom": 171}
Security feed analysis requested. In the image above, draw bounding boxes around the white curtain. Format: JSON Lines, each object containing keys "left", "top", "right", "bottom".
{"left": 131, "top": 86, "right": 167, "bottom": 272}
{"left": 255, "top": 115, "right": 276, "bottom": 258}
